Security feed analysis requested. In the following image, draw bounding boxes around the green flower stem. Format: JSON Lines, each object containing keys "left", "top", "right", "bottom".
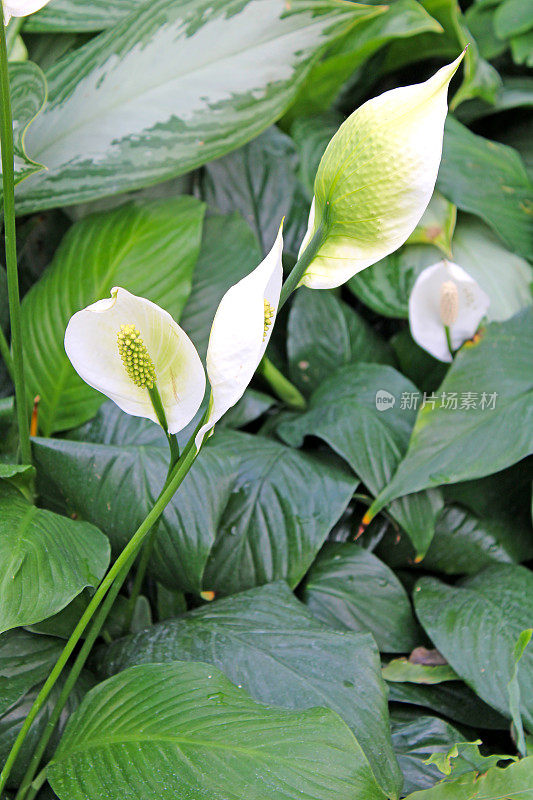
{"left": 0, "top": 435, "right": 201, "bottom": 795}
{"left": 258, "top": 356, "right": 306, "bottom": 410}
{"left": 148, "top": 383, "right": 180, "bottom": 466}
{"left": 16, "top": 561, "right": 134, "bottom": 800}
{"left": 277, "top": 221, "right": 326, "bottom": 311}
{"left": 0, "top": 323, "right": 13, "bottom": 379}
{"left": 0, "top": 9, "right": 31, "bottom": 465}
{"left": 444, "top": 325, "right": 454, "bottom": 360}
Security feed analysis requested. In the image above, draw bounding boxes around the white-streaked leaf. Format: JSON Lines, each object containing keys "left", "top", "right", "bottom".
{"left": 6, "top": 61, "right": 46, "bottom": 185}
{"left": 17, "top": 0, "right": 380, "bottom": 213}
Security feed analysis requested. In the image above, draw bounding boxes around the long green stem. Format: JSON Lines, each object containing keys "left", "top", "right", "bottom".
{"left": 0, "top": 440, "right": 200, "bottom": 794}
{"left": 15, "top": 560, "right": 134, "bottom": 800}
{"left": 277, "top": 222, "right": 326, "bottom": 311}
{"left": 257, "top": 356, "right": 306, "bottom": 410}
{"left": 122, "top": 459, "right": 175, "bottom": 635}
{"left": 0, "top": 10, "right": 30, "bottom": 464}
{"left": 0, "top": 323, "right": 13, "bottom": 379}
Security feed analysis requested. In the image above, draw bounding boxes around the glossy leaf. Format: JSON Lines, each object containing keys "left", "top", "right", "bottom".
{"left": 383, "top": 0, "right": 501, "bottom": 107}
{"left": 17, "top": 0, "right": 379, "bottom": 213}
{"left": 0, "top": 671, "right": 94, "bottom": 790}
{"left": 33, "top": 428, "right": 356, "bottom": 596}
{"left": 287, "top": 0, "right": 441, "bottom": 119}
{"left": 21, "top": 197, "right": 204, "bottom": 434}
{"left": 98, "top": 581, "right": 401, "bottom": 796}
{"left": 0, "top": 484, "right": 109, "bottom": 634}
{"left": 287, "top": 288, "right": 394, "bottom": 395}
{"left": 49, "top": 661, "right": 388, "bottom": 800}
{"left": 437, "top": 117, "right": 533, "bottom": 261}
{"left": 414, "top": 565, "right": 533, "bottom": 728}
{"left": 388, "top": 680, "right": 509, "bottom": 730}
{"left": 350, "top": 216, "right": 533, "bottom": 322}
{"left": 391, "top": 711, "right": 470, "bottom": 794}
{"left": 277, "top": 363, "right": 443, "bottom": 554}
{"left": 0, "top": 630, "right": 62, "bottom": 715}
{"left": 200, "top": 126, "right": 298, "bottom": 256}
{"left": 180, "top": 213, "right": 262, "bottom": 359}
{"left": 302, "top": 542, "right": 419, "bottom": 652}
{"left": 370, "top": 310, "right": 533, "bottom": 509}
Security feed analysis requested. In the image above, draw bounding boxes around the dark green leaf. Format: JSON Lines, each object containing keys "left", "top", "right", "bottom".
{"left": 391, "top": 710, "right": 469, "bottom": 794}
{"left": 21, "top": 198, "right": 204, "bottom": 434}
{"left": 370, "top": 310, "right": 533, "bottom": 510}
{"left": 277, "top": 363, "right": 443, "bottom": 555}
{"left": 33, "top": 429, "right": 356, "bottom": 596}
{"left": 0, "top": 483, "right": 110, "bottom": 634}
{"left": 0, "top": 630, "right": 62, "bottom": 715}
{"left": 350, "top": 216, "right": 533, "bottom": 323}
{"left": 98, "top": 581, "right": 401, "bottom": 796}
{"left": 17, "top": 0, "right": 378, "bottom": 213}
{"left": 388, "top": 680, "right": 509, "bottom": 730}
{"left": 180, "top": 213, "right": 262, "bottom": 359}
{"left": 0, "top": 671, "right": 94, "bottom": 790}
{"left": 200, "top": 126, "right": 297, "bottom": 256}
{"left": 287, "top": 288, "right": 394, "bottom": 395}
{"left": 49, "top": 661, "right": 388, "bottom": 800}
{"left": 437, "top": 118, "right": 533, "bottom": 261}
{"left": 414, "top": 565, "right": 533, "bottom": 728}
{"left": 302, "top": 542, "right": 418, "bottom": 652}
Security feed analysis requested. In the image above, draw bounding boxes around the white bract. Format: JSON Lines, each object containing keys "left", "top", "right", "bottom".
{"left": 298, "top": 52, "right": 466, "bottom": 289}
{"left": 195, "top": 225, "right": 283, "bottom": 448}
{"left": 65, "top": 287, "right": 205, "bottom": 434}
{"left": 409, "top": 260, "right": 490, "bottom": 362}
{"left": 3, "top": 1, "right": 51, "bottom": 23}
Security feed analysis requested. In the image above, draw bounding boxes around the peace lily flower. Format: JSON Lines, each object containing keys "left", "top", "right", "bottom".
{"left": 65, "top": 287, "right": 205, "bottom": 434}
{"left": 409, "top": 260, "right": 490, "bottom": 362}
{"left": 195, "top": 225, "right": 283, "bottom": 448}
{"left": 3, "top": 0, "right": 52, "bottom": 23}
{"left": 298, "top": 52, "right": 466, "bottom": 290}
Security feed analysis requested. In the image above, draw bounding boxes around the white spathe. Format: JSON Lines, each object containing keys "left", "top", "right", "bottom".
{"left": 65, "top": 287, "right": 205, "bottom": 434}
{"left": 298, "top": 52, "right": 466, "bottom": 289}
{"left": 3, "top": 1, "right": 51, "bottom": 23}
{"left": 409, "top": 261, "right": 490, "bottom": 362}
{"left": 195, "top": 225, "right": 284, "bottom": 448}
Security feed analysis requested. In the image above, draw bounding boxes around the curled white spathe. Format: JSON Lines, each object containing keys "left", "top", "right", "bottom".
{"left": 409, "top": 261, "right": 490, "bottom": 362}
{"left": 65, "top": 287, "right": 206, "bottom": 434}
{"left": 299, "top": 52, "right": 465, "bottom": 289}
{"left": 3, "top": 1, "right": 51, "bottom": 23}
{"left": 195, "top": 224, "right": 284, "bottom": 449}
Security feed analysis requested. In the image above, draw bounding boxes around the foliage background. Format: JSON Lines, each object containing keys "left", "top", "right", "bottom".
{"left": 0, "top": 0, "right": 532, "bottom": 798}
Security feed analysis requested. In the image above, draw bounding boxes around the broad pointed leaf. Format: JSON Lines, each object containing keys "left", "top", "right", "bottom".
{"left": 0, "top": 484, "right": 109, "bottom": 634}
{"left": 97, "top": 581, "right": 401, "bottom": 797}
{"left": 48, "top": 661, "right": 388, "bottom": 800}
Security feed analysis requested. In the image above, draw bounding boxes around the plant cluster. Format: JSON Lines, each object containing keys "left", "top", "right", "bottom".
{"left": 0, "top": 1, "right": 532, "bottom": 799}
